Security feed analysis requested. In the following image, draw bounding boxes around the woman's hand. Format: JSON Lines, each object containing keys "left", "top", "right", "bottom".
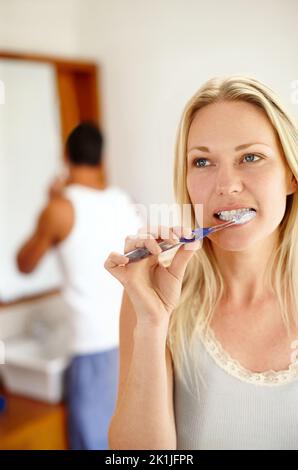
{"left": 104, "top": 225, "right": 201, "bottom": 327}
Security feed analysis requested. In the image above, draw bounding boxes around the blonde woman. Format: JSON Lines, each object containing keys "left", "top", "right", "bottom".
{"left": 104, "top": 76, "right": 298, "bottom": 450}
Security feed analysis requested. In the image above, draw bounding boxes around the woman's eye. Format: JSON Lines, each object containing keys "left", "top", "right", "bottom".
{"left": 192, "top": 153, "right": 261, "bottom": 168}
{"left": 243, "top": 153, "right": 261, "bottom": 163}
{"left": 193, "top": 158, "right": 210, "bottom": 168}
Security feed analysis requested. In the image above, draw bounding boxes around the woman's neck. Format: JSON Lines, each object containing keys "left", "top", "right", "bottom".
{"left": 211, "top": 231, "right": 279, "bottom": 307}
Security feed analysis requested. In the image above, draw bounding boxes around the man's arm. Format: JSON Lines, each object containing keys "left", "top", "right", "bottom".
{"left": 16, "top": 198, "right": 72, "bottom": 274}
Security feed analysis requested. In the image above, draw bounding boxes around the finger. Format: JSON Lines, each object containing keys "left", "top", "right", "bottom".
{"left": 166, "top": 245, "right": 195, "bottom": 280}
{"left": 171, "top": 225, "right": 194, "bottom": 240}
{"left": 104, "top": 252, "right": 132, "bottom": 287}
{"left": 167, "top": 236, "right": 202, "bottom": 280}
{"left": 124, "top": 234, "right": 162, "bottom": 256}
{"left": 124, "top": 232, "right": 155, "bottom": 253}
{"left": 124, "top": 228, "right": 178, "bottom": 254}
{"left": 104, "top": 252, "right": 130, "bottom": 270}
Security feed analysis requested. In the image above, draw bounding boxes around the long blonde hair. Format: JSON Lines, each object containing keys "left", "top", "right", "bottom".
{"left": 167, "top": 75, "right": 298, "bottom": 391}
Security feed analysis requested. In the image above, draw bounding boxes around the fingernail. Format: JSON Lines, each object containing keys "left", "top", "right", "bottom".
{"left": 184, "top": 229, "right": 194, "bottom": 239}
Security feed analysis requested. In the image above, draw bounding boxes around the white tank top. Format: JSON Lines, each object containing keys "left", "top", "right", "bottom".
{"left": 56, "top": 184, "right": 142, "bottom": 354}
{"left": 174, "top": 328, "right": 298, "bottom": 449}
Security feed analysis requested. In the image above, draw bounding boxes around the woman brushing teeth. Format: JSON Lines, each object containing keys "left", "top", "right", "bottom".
{"left": 105, "top": 76, "right": 298, "bottom": 450}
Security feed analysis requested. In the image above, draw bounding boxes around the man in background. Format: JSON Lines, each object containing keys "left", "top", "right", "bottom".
{"left": 17, "top": 122, "right": 142, "bottom": 449}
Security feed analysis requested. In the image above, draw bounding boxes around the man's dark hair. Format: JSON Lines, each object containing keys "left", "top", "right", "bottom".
{"left": 66, "top": 121, "right": 104, "bottom": 166}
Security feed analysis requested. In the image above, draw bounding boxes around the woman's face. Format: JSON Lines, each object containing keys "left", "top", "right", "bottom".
{"left": 186, "top": 100, "right": 297, "bottom": 251}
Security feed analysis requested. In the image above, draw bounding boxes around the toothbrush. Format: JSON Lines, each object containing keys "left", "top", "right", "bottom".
{"left": 125, "top": 210, "right": 256, "bottom": 263}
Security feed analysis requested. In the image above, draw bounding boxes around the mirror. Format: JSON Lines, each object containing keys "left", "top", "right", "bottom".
{"left": 0, "top": 58, "right": 64, "bottom": 302}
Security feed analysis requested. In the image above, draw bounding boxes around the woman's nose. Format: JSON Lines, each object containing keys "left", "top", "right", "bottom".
{"left": 215, "top": 167, "right": 243, "bottom": 196}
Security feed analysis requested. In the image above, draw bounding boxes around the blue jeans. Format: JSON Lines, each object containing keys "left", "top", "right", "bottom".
{"left": 65, "top": 348, "right": 119, "bottom": 450}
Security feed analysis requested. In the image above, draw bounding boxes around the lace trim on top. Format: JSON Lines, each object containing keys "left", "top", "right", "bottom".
{"left": 200, "top": 328, "right": 298, "bottom": 386}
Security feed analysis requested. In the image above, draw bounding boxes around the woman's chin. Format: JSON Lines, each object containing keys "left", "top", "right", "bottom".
{"left": 208, "top": 227, "right": 260, "bottom": 251}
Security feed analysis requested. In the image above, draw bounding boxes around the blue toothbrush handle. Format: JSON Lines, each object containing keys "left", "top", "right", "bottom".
{"left": 125, "top": 218, "right": 239, "bottom": 262}
{"left": 126, "top": 226, "right": 211, "bottom": 262}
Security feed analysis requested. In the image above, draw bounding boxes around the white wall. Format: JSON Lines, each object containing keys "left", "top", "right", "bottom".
{"left": 1, "top": 0, "right": 298, "bottom": 207}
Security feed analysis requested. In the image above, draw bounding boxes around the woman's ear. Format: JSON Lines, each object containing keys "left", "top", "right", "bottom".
{"left": 287, "top": 173, "right": 298, "bottom": 195}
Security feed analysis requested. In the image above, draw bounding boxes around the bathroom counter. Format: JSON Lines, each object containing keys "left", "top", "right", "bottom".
{"left": 0, "top": 387, "right": 68, "bottom": 449}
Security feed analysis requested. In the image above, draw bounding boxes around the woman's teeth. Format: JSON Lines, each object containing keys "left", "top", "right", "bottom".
{"left": 215, "top": 208, "right": 255, "bottom": 221}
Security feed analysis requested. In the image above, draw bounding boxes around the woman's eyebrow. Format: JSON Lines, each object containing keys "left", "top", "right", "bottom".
{"left": 235, "top": 142, "right": 273, "bottom": 151}
{"left": 187, "top": 142, "right": 274, "bottom": 154}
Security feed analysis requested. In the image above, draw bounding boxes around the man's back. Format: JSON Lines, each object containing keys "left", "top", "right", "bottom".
{"left": 55, "top": 183, "right": 142, "bottom": 355}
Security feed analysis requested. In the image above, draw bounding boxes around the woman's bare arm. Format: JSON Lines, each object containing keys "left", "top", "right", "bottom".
{"left": 108, "top": 290, "right": 176, "bottom": 450}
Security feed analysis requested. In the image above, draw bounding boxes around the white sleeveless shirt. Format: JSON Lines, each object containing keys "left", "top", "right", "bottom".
{"left": 55, "top": 184, "right": 142, "bottom": 355}
{"left": 174, "top": 328, "right": 298, "bottom": 450}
